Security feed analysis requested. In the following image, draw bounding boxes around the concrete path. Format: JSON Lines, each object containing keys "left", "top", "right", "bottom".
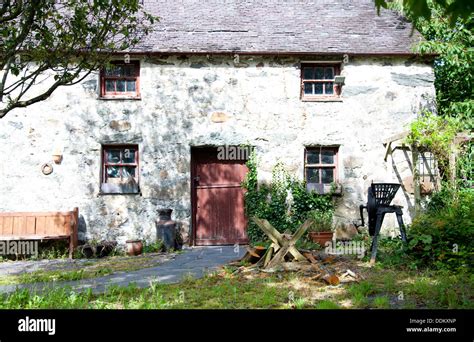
{"left": 0, "top": 246, "right": 245, "bottom": 295}
{"left": 0, "top": 252, "right": 174, "bottom": 276}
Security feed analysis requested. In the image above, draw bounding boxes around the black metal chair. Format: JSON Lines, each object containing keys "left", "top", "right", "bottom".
{"left": 358, "top": 183, "right": 407, "bottom": 264}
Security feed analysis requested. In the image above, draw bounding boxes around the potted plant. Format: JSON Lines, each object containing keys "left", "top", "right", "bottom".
{"left": 125, "top": 239, "right": 143, "bottom": 256}
{"left": 307, "top": 210, "right": 334, "bottom": 247}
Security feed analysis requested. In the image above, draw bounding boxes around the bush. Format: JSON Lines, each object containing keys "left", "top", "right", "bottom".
{"left": 408, "top": 188, "right": 474, "bottom": 271}
{"left": 242, "top": 153, "right": 334, "bottom": 244}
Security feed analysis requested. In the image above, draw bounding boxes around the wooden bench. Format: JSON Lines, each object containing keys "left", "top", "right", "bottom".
{"left": 0, "top": 208, "right": 79, "bottom": 258}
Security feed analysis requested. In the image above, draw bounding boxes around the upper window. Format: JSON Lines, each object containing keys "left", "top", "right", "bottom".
{"left": 301, "top": 63, "right": 341, "bottom": 100}
{"left": 101, "top": 145, "right": 139, "bottom": 194}
{"left": 100, "top": 61, "right": 140, "bottom": 98}
{"left": 305, "top": 146, "right": 339, "bottom": 193}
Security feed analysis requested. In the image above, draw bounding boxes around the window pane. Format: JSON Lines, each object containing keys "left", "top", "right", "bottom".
{"left": 304, "top": 83, "right": 313, "bottom": 95}
{"left": 124, "top": 65, "right": 135, "bottom": 77}
{"left": 321, "top": 168, "right": 334, "bottom": 184}
{"left": 105, "top": 64, "right": 126, "bottom": 77}
{"left": 106, "top": 150, "right": 121, "bottom": 163}
{"left": 105, "top": 80, "right": 115, "bottom": 92}
{"left": 321, "top": 150, "right": 334, "bottom": 164}
{"left": 126, "top": 80, "right": 136, "bottom": 92}
{"left": 324, "top": 67, "right": 334, "bottom": 79}
{"left": 122, "top": 166, "right": 136, "bottom": 179}
{"left": 303, "top": 67, "right": 313, "bottom": 79}
{"left": 324, "top": 82, "right": 334, "bottom": 94}
{"left": 314, "top": 83, "right": 323, "bottom": 94}
{"left": 104, "top": 66, "right": 114, "bottom": 76}
{"left": 306, "top": 168, "right": 320, "bottom": 183}
{"left": 107, "top": 166, "right": 120, "bottom": 178}
{"left": 314, "top": 67, "right": 324, "bottom": 79}
{"left": 115, "top": 65, "right": 124, "bottom": 76}
{"left": 306, "top": 150, "right": 319, "bottom": 164}
{"left": 122, "top": 148, "right": 136, "bottom": 163}
{"left": 116, "top": 80, "right": 126, "bottom": 92}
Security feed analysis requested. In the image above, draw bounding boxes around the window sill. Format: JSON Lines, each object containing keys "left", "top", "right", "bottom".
{"left": 99, "top": 192, "right": 141, "bottom": 196}
{"left": 100, "top": 183, "right": 140, "bottom": 195}
{"left": 306, "top": 183, "right": 343, "bottom": 196}
{"left": 99, "top": 95, "right": 141, "bottom": 101}
{"left": 302, "top": 97, "right": 343, "bottom": 102}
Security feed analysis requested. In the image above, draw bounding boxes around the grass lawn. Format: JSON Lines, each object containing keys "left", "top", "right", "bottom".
{"left": 1, "top": 261, "right": 472, "bottom": 309}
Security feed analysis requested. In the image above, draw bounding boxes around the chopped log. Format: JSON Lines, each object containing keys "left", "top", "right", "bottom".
{"left": 322, "top": 274, "right": 340, "bottom": 286}
{"left": 342, "top": 269, "right": 356, "bottom": 278}
{"left": 253, "top": 245, "right": 273, "bottom": 268}
{"left": 239, "top": 252, "right": 252, "bottom": 263}
{"left": 322, "top": 255, "right": 337, "bottom": 264}
{"left": 236, "top": 246, "right": 267, "bottom": 264}
{"left": 280, "top": 261, "right": 311, "bottom": 272}
{"left": 340, "top": 269, "right": 359, "bottom": 283}
{"left": 266, "top": 243, "right": 290, "bottom": 269}
{"left": 302, "top": 251, "right": 317, "bottom": 264}
{"left": 263, "top": 246, "right": 274, "bottom": 268}
{"left": 247, "top": 246, "right": 266, "bottom": 259}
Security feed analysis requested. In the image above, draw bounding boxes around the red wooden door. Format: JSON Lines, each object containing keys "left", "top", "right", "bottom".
{"left": 192, "top": 147, "right": 248, "bottom": 245}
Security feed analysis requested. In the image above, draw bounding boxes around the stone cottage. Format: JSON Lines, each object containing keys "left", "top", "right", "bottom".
{"left": 0, "top": 0, "right": 436, "bottom": 246}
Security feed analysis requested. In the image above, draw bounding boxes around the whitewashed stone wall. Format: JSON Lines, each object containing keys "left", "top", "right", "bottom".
{"left": 0, "top": 55, "right": 436, "bottom": 244}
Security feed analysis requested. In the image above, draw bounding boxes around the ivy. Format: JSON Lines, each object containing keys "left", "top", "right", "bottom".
{"left": 406, "top": 111, "right": 461, "bottom": 179}
{"left": 242, "top": 151, "right": 335, "bottom": 244}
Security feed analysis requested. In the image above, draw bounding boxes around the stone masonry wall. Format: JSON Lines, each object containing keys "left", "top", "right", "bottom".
{"left": 0, "top": 55, "right": 436, "bottom": 244}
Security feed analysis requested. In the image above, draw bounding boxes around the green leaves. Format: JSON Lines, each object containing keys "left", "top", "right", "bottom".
{"left": 375, "top": 0, "right": 474, "bottom": 24}
{"left": 0, "top": 0, "right": 158, "bottom": 117}
{"left": 242, "top": 154, "right": 334, "bottom": 244}
{"left": 408, "top": 3, "right": 473, "bottom": 131}
{"left": 406, "top": 111, "right": 461, "bottom": 180}
{"left": 408, "top": 187, "right": 474, "bottom": 270}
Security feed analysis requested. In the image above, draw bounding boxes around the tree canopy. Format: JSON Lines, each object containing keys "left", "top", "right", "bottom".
{"left": 375, "top": 0, "right": 474, "bottom": 24}
{"left": 0, "top": 0, "right": 157, "bottom": 118}
{"left": 407, "top": 3, "right": 473, "bottom": 130}
{"left": 398, "top": 1, "right": 473, "bottom": 185}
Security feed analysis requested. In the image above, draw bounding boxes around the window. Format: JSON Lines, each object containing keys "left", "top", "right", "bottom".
{"left": 100, "top": 61, "right": 140, "bottom": 98}
{"left": 305, "top": 146, "right": 339, "bottom": 193}
{"left": 419, "top": 152, "right": 438, "bottom": 182}
{"left": 301, "top": 63, "right": 341, "bottom": 100}
{"left": 101, "top": 145, "right": 139, "bottom": 194}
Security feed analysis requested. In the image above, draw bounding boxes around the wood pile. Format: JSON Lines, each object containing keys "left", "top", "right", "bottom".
{"left": 228, "top": 217, "right": 361, "bottom": 285}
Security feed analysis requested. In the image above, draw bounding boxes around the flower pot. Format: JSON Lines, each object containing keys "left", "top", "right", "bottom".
{"left": 126, "top": 240, "right": 143, "bottom": 256}
{"left": 308, "top": 231, "right": 334, "bottom": 247}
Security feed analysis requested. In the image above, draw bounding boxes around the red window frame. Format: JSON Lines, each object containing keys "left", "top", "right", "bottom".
{"left": 101, "top": 144, "right": 140, "bottom": 186}
{"left": 100, "top": 60, "right": 140, "bottom": 98}
{"left": 304, "top": 146, "right": 339, "bottom": 185}
{"left": 301, "top": 63, "right": 341, "bottom": 100}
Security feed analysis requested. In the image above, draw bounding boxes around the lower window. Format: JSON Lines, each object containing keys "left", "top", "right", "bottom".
{"left": 101, "top": 145, "right": 139, "bottom": 194}
{"left": 305, "top": 146, "right": 339, "bottom": 194}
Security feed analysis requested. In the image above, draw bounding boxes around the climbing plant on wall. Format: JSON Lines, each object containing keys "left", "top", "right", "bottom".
{"left": 242, "top": 151, "right": 334, "bottom": 244}
{"left": 406, "top": 111, "right": 461, "bottom": 180}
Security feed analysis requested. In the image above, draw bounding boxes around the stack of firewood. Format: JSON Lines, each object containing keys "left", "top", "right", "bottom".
{"left": 228, "top": 217, "right": 360, "bottom": 286}
{"left": 231, "top": 246, "right": 361, "bottom": 286}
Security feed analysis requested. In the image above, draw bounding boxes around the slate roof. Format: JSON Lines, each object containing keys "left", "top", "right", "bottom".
{"left": 137, "top": 0, "right": 423, "bottom": 55}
